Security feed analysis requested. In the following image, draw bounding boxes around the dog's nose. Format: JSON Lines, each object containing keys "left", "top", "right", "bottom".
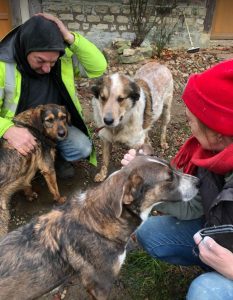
{"left": 57, "top": 129, "right": 66, "bottom": 138}
{"left": 103, "top": 115, "right": 114, "bottom": 126}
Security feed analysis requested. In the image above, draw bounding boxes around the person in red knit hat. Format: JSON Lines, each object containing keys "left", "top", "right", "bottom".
{"left": 122, "top": 59, "right": 233, "bottom": 299}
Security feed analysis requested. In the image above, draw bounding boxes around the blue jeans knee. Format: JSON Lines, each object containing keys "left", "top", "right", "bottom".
{"left": 136, "top": 215, "right": 206, "bottom": 267}
{"left": 57, "top": 126, "right": 92, "bottom": 161}
{"left": 187, "top": 272, "right": 233, "bottom": 300}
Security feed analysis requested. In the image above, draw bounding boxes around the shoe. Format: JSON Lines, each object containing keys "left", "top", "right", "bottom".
{"left": 55, "top": 159, "right": 75, "bottom": 179}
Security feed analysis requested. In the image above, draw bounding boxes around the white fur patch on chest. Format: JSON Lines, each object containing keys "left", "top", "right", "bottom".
{"left": 113, "top": 249, "right": 127, "bottom": 276}
{"left": 118, "top": 250, "right": 126, "bottom": 268}
{"left": 78, "top": 192, "right": 87, "bottom": 204}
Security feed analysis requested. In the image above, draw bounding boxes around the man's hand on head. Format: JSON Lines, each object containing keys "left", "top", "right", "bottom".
{"left": 35, "top": 13, "right": 75, "bottom": 45}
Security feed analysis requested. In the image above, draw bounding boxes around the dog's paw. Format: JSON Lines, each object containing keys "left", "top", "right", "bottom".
{"left": 56, "top": 196, "right": 67, "bottom": 205}
{"left": 94, "top": 167, "right": 108, "bottom": 182}
{"left": 27, "top": 191, "right": 39, "bottom": 201}
{"left": 94, "top": 173, "right": 106, "bottom": 182}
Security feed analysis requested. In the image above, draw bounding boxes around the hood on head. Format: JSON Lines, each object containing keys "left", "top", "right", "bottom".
{"left": 0, "top": 16, "right": 66, "bottom": 76}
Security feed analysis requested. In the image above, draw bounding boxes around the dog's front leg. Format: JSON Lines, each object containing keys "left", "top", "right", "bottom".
{"left": 85, "top": 278, "right": 111, "bottom": 300}
{"left": 40, "top": 167, "right": 66, "bottom": 204}
{"left": 23, "top": 185, "right": 38, "bottom": 201}
{"left": 0, "top": 199, "right": 10, "bottom": 237}
{"left": 87, "top": 288, "right": 109, "bottom": 300}
{"left": 160, "top": 98, "right": 172, "bottom": 150}
{"left": 94, "top": 139, "right": 112, "bottom": 182}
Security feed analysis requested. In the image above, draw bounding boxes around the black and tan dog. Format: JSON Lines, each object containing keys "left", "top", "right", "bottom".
{"left": 0, "top": 155, "right": 199, "bottom": 300}
{"left": 91, "top": 62, "right": 173, "bottom": 182}
{"left": 0, "top": 104, "right": 70, "bottom": 237}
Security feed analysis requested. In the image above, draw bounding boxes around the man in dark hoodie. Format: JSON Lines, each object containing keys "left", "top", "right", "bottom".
{"left": 0, "top": 13, "right": 107, "bottom": 178}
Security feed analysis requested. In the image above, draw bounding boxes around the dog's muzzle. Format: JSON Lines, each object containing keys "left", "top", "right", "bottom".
{"left": 103, "top": 113, "right": 114, "bottom": 126}
{"left": 57, "top": 127, "right": 68, "bottom": 140}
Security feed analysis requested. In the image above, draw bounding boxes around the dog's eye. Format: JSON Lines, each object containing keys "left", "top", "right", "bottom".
{"left": 118, "top": 97, "right": 125, "bottom": 102}
{"left": 46, "top": 119, "right": 54, "bottom": 123}
{"left": 101, "top": 96, "right": 106, "bottom": 102}
{"left": 60, "top": 115, "right": 66, "bottom": 121}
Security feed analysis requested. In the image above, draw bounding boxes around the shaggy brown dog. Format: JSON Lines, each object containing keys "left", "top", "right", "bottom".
{"left": 0, "top": 104, "right": 70, "bottom": 237}
{"left": 91, "top": 62, "right": 173, "bottom": 182}
{"left": 0, "top": 155, "right": 199, "bottom": 300}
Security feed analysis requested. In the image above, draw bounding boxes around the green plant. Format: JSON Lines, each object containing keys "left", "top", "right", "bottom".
{"left": 120, "top": 250, "right": 203, "bottom": 300}
{"left": 129, "top": 0, "right": 156, "bottom": 47}
{"left": 153, "top": 15, "right": 181, "bottom": 58}
{"left": 129, "top": 0, "right": 179, "bottom": 56}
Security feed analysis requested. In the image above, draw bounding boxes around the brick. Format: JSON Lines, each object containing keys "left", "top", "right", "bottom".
{"left": 58, "top": 13, "right": 73, "bottom": 21}
{"left": 87, "top": 15, "right": 101, "bottom": 23}
{"left": 103, "top": 15, "right": 115, "bottom": 23}
{"left": 116, "top": 16, "right": 129, "bottom": 23}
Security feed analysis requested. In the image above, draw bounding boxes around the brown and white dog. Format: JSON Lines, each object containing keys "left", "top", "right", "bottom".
{"left": 91, "top": 61, "right": 173, "bottom": 182}
{"left": 0, "top": 155, "right": 199, "bottom": 300}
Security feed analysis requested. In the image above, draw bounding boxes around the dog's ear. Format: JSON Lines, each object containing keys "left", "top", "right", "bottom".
{"left": 66, "top": 111, "right": 71, "bottom": 125}
{"left": 112, "top": 170, "right": 144, "bottom": 218}
{"left": 129, "top": 81, "right": 140, "bottom": 102}
{"left": 91, "top": 77, "right": 103, "bottom": 98}
{"left": 121, "top": 170, "right": 144, "bottom": 205}
{"left": 31, "top": 105, "right": 45, "bottom": 132}
{"left": 61, "top": 106, "right": 71, "bottom": 125}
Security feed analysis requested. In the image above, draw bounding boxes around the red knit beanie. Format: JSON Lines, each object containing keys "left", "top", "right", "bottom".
{"left": 182, "top": 59, "right": 233, "bottom": 136}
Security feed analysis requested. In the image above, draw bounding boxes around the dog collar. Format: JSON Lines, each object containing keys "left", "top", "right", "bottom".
{"left": 94, "top": 125, "right": 105, "bottom": 134}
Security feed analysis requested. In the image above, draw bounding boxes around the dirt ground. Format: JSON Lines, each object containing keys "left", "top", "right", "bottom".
{"left": 9, "top": 47, "right": 233, "bottom": 300}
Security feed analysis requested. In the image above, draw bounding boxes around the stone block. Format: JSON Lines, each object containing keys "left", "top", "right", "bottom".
{"left": 123, "top": 48, "right": 136, "bottom": 56}
{"left": 119, "top": 54, "right": 144, "bottom": 64}
{"left": 75, "top": 15, "right": 86, "bottom": 22}
{"left": 91, "top": 24, "right": 109, "bottom": 30}
{"left": 67, "top": 22, "right": 80, "bottom": 30}
{"left": 95, "top": 5, "right": 109, "bottom": 14}
{"left": 87, "top": 15, "right": 101, "bottom": 23}
{"left": 103, "top": 15, "right": 115, "bottom": 23}
{"left": 59, "top": 13, "right": 73, "bottom": 21}
{"left": 116, "top": 16, "right": 129, "bottom": 23}
{"left": 110, "top": 6, "right": 120, "bottom": 14}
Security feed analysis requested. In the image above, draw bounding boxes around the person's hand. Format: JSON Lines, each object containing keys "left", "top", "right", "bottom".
{"left": 3, "top": 126, "right": 37, "bottom": 156}
{"left": 121, "top": 149, "right": 137, "bottom": 166}
{"left": 35, "top": 13, "right": 74, "bottom": 45}
{"left": 194, "top": 232, "right": 233, "bottom": 279}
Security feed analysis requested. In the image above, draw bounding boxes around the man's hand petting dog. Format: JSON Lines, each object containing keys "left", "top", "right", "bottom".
{"left": 3, "top": 126, "right": 37, "bottom": 156}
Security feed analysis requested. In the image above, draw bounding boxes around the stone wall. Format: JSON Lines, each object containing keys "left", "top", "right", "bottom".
{"left": 32, "top": 0, "right": 210, "bottom": 50}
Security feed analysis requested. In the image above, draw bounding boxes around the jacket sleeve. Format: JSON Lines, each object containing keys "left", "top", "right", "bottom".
{"left": 68, "top": 32, "right": 107, "bottom": 78}
{"left": 0, "top": 62, "right": 14, "bottom": 137}
{"left": 207, "top": 172, "right": 233, "bottom": 225}
{"left": 153, "top": 193, "right": 204, "bottom": 220}
{"left": 0, "top": 117, "right": 14, "bottom": 137}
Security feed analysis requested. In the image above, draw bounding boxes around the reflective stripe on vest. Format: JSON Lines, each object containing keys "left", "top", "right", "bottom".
{"left": 0, "top": 87, "right": 3, "bottom": 99}
{"left": 4, "top": 63, "right": 17, "bottom": 112}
